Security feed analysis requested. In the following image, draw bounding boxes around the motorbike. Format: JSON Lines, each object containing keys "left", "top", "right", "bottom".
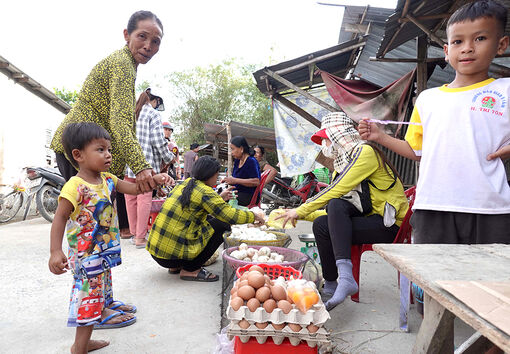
{"left": 25, "top": 166, "right": 65, "bottom": 222}
{"left": 261, "top": 171, "right": 328, "bottom": 209}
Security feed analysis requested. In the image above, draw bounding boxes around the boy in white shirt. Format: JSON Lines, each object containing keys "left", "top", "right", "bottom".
{"left": 359, "top": 0, "right": 510, "bottom": 244}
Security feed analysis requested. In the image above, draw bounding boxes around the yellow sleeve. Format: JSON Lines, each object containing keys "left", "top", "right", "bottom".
{"left": 295, "top": 145, "right": 379, "bottom": 218}
{"left": 404, "top": 105, "right": 423, "bottom": 155}
{"left": 58, "top": 178, "right": 79, "bottom": 213}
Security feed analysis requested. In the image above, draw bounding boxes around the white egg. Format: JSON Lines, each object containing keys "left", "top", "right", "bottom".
{"left": 239, "top": 243, "right": 248, "bottom": 251}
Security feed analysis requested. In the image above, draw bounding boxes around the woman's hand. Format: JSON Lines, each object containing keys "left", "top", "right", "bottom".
{"left": 223, "top": 176, "right": 237, "bottom": 185}
{"left": 220, "top": 186, "right": 236, "bottom": 201}
{"left": 153, "top": 173, "right": 174, "bottom": 186}
{"left": 487, "top": 145, "right": 510, "bottom": 161}
{"left": 275, "top": 209, "right": 299, "bottom": 228}
{"left": 48, "top": 250, "right": 69, "bottom": 275}
{"left": 253, "top": 211, "right": 266, "bottom": 225}
{"left": 358, "top": 118, "right": 382, "bottom": 143}
{"left": 136, "top": 169, "right": 157, "bottom": 193}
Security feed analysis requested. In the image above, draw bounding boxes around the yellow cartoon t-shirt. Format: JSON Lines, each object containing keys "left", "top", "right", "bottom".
{"left": 59, "top": 172, "right": 121, "bottom": 276}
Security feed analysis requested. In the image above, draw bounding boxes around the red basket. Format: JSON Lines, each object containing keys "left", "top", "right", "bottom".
{"left": 222, "top": 245, "right": 308, "bottom": 272}
{"left": 236, "top": 263, "right": 302, "bottom": 280}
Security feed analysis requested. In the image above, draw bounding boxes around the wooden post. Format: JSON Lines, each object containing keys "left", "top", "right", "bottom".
{"left": 416, "top": 35, "right": 428, "bottom": 95}
{"left": 213, "top": 141, "right": 219, "bottom": 159}
{"left": 226, "top": 123, "right": 232, "bottom": 176}
{"left": 412, "top": 293, "right": 455, "bottom": 354}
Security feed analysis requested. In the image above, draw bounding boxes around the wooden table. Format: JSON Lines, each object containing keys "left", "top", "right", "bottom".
{"left": 373, "top": 244, "right": 510, "bottom": 354}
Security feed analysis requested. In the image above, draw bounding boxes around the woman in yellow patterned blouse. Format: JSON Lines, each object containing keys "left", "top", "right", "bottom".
{"left": 51, "top": 10, "right": 163, "bottom": 193}
{"left": 147, "top": 156, "right": 266, "bottom": 281}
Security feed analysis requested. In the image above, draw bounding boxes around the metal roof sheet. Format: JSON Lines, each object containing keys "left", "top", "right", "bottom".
{"left": 376, "top": 0, "right": 510, "bottom": 57}
{"left": 204, "top": 121, "right": 276, "bottom": 148}
{"left": 253, "top": 38, "right": 365, "bottom": 96}
{"left": 0, "top": 55, "right": 71, "bottom": 114}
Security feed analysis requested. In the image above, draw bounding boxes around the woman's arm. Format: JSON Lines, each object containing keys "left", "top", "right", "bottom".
{"left": 224, "top": 176, "right": 260, "bottom": 187}
{"left": 150, "top": 112, "right": 174, "bottom": 164}
{"left": 117, "top": 173, "right": 172, "bottom": 195}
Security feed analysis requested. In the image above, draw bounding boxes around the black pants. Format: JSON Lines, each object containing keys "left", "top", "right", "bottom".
{"left": 56, "top": 152, "right": 130, "bottom": 230}
{"left": 411, "top": 209, "right": 510, "bottom": 244}
{"left": 151, "top": 217, "right": 230, "bottom": 272}
{"left": 237, "top": 191, "right": 259, "bottom": 207}
{"left": 312, "top": 198, "right": 399, "bottom": 282}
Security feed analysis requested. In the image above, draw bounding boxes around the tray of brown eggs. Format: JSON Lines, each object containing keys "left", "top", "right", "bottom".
{"left": 227, "top": 265, "right": 330, "bottom": 325}
{"left": 226, "top": 265, "right": 330, "bottom": 347}
{"left": 226, "top": 320, "right": 329, "bottom": 347}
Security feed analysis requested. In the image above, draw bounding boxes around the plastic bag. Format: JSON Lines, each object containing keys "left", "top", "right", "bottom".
{"left": 212, "top": 327, "right": 234, "bottom": 354}
{"left": 287, "top": 279, "right": 320, "bottom": 313}
{"left": 266, "top": 209, "right": 295, "bottom": 229}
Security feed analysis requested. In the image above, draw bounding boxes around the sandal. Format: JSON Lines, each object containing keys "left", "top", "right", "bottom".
{"left": 94, "top": 311, "right": 136, "bottom": 330}
{"left": 180, "top": 268, "right": 219, "bottom": 282}
{"left": 108, "top": 300, "right": 137, "bottom": 313}
{"left": 168, "top": 267, "right": 181, "bottom": 274}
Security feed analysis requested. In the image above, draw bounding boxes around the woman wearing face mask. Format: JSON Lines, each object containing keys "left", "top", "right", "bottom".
{"left": 278, "top": 112, "right": 408, "bottom": 311}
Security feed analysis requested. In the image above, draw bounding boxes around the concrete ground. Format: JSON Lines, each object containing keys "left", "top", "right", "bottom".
{"left": 1, "top": 217, "right": 475, "bottom": 353}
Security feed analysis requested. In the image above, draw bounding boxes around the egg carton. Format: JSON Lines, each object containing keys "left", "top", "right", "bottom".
{"left": 226, "top": 299, "right": 330, "bottom": 326}
{"left": 227, "top": 321, "right": 330, "bottom": 347}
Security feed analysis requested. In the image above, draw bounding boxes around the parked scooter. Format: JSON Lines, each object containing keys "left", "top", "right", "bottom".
{"left": 25, "top": 166, "right": 65, "bottom": 222}
{"left": 261, "top": 172, "right": 328, "bottom": 209}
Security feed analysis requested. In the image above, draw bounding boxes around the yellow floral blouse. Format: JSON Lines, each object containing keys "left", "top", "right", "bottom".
{"left": 50, "top": 46, "right": 151, "bottom": 177}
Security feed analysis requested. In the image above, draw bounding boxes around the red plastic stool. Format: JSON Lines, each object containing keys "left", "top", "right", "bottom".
{"left": 234, "top": 337, "right": 318, "bottom": 354}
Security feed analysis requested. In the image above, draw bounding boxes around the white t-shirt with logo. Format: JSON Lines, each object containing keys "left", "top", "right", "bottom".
{"left": 405, "top": 78, "right": 510, "bottom": 214}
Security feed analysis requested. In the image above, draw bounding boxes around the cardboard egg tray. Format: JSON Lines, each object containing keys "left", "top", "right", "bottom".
{"left": 227, "top": 321, "right": 330, "bottom": 347}
{"left": 226, "top": 299, "right": 330, "bottom": 326}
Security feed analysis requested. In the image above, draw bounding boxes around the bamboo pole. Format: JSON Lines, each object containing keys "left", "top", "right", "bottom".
{"left": 227, "top": 123, "right": 232, "bottom": 176}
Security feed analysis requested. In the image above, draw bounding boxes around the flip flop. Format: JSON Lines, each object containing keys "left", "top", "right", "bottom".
{"left": 168, "top": 268, "right": 181, "bottom": 274}
{"left": 94, "top": 311, "right": 136, "bottom": 330}
{"left": 108, "top": 300, "right": 137, "bottom": 314}
{"left": 180, "top": 268, "right": 219, "bottom": 282}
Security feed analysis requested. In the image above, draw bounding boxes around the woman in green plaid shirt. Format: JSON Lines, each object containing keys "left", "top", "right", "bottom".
{"left": 147, "top": 156, "right": 266, "bottom": 282}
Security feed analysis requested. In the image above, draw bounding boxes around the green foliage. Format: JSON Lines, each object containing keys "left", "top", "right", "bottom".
{"left": 53, "top": 87, "right": 79, "bottom": 106}
{"left": 136, "top": 80, "right": 151, "bottom": 94}
{"left": 166, "top": 59, "right": 273, "bottom": 148}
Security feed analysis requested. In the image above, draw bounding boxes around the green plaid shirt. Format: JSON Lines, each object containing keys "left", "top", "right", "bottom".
{"left": 147, "top": 179, "right": 255, "bottom": 260}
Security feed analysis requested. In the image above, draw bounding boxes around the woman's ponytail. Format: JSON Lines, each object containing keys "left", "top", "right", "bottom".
{"left": 179, "top": 178, "right": 196, "bottom": 208}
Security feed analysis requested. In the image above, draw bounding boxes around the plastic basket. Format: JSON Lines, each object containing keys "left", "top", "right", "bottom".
{"left": 236, "top": 263, "right": 302, "bottom": 280}
{"left": 224, "top": 230, "right": 290, "bottom": 248}
{"left": 222, "top": 245, "right": 308, "bottom": 271}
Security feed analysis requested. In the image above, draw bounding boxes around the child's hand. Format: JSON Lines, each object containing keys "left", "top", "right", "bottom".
{"left": 487, "top": 145, "right": 510, "bottom": 161}
{"left": 358, "top": 118, "right": 382, "bottom": 142}
{"left": 48, "top": 250, "right": 69, "bottom": 275}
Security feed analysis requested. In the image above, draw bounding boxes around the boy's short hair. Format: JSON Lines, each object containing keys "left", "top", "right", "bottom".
{"left": 447, "top": 0, "right": 507, "bottom": 35}
{"left": 62, "top": 123, "right": 111, "bottom": 168}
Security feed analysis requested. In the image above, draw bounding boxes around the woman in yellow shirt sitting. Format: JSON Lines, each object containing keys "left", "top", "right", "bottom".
{"left": 278, "top": 112, "right": 408, "bottom": 310}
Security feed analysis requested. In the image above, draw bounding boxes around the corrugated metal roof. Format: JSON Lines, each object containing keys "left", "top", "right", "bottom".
{"left": 338, "top": 5, "right": 394, "bottom": 43}
{"left": 204, "top": 121, "right": 276, "bottom": 148}
{"left": 376, "top": 0, "right": 510, "bottom": 57}
{"left": 253, "top": 38, "right": 365, "bottom": 97}
{"left": 0, "top": 55, "right": 71, "bottom": 114}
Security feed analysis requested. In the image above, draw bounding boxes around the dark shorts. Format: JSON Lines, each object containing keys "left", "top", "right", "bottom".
{"left": 411, "top": 209, "right": 510, "bottom": 244}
